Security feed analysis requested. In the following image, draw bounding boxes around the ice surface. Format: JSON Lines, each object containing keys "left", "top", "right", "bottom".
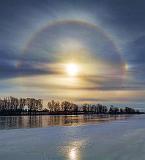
{"left": 0, "top": 115, "right": 145, "bottom": 160}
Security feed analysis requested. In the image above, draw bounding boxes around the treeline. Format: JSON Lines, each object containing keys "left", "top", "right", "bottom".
{"left": 0, "top": 97, "right": 142, "bottom": 116}
{"left": 45, "top": 100, "right": 141, "bottom": 114}
{"left": 0, "top": 97, "right": 43, "bottom": 115}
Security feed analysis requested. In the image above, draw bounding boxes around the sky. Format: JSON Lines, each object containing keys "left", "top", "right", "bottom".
{"left": 0, "top": 0, "right": 145, "bottom": 107}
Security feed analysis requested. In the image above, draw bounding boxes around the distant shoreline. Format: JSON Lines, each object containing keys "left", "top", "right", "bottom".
{"left": 0, "top": 97, "right": 144, "bottom": 116}
{"left": 0, "top": 110, "right": 144, "bottom": 116}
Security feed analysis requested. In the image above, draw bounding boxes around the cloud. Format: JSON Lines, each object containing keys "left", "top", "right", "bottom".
{"left": 126, "top": 35, "right": 145, "bottom": 64}
{"left": 0, "top": 58, "right": 60, "bottom": 80}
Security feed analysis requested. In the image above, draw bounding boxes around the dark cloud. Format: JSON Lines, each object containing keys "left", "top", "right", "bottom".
{"left": 125, "top": 35, "right": 145, "bottom": 64}
{"left": 0, "top": 59, "right": 60, "bottom": 79}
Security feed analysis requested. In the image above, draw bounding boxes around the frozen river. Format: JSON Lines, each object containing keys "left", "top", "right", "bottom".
{"left": 0, "top": 114, "right": 145, "bottom": 160}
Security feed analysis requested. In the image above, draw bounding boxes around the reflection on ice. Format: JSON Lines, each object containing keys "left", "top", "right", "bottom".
{"left": 61, "top": 140, "right": 84, "bottom": 160}
{"left": 67, "top": 141, "right": 85, "bottom": 160}
{"left": 0, "top": 114, "right": 132, "bottom": 130}
{"left": 69, "top": 147, "right": 77, "bottom": 160}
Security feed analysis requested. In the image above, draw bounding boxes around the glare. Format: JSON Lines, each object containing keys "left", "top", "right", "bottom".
{"left": 125, "top": 63, "right": 132, "bottom": 71}
{"left": 125, "top": 64, "right": 129, "bottom": 70}
{"left": 69, "top": 147, "right": 77, "bottom": 160}
{"left": 66, "top": 140, "right": 84, "bottom": 160}
{"left": 66, "top": 63, "right": 79, "bottom": 76}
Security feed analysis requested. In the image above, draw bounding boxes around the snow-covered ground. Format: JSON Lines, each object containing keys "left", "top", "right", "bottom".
{"left": 0, "top": 115, "right": 145, "bottom": 160}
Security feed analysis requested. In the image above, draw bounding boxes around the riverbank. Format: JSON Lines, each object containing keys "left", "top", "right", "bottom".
{"left": 0, "top": 110, "right": 144, "bottom": 116}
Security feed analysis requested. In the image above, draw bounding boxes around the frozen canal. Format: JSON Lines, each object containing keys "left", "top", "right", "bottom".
{"left": 0, "top": 114, "right": 145, "bottom": 160}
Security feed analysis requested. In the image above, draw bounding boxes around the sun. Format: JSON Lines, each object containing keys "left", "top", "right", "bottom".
{"left": 66, "top": 63, "right": 79, "bottom": 76}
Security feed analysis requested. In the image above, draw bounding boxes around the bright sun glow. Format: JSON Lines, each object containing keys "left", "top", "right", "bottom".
{"left": 69, "top": 148, "right": 77, "bottom": 160}
{"left": 66, "top": 63, "right": 79, "bottom": 76}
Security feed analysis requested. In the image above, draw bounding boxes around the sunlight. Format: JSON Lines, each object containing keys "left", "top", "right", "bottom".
{"left": 69, "top": 147, "right": 77, "bottom": 160}
{"left": 67, "top": 140, "right": 84, "bottom": 160}
{"left": 66, "top": 63, "right": 79, "bottom": 76}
